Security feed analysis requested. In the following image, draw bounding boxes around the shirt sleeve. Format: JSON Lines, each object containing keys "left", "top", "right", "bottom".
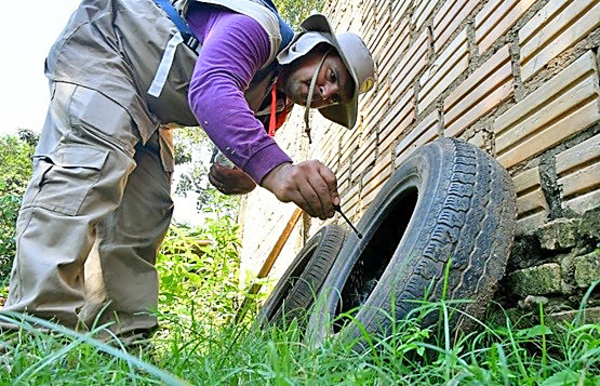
{"left": 187, "top": 7, "right": 292, "bottom": 183}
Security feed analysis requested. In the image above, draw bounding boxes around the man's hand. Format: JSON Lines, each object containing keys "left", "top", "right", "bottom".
{"left": 209, "top": 163, "right": 257, "bottom": 195}
{"left": 261, "top": 160, "right": 340, "bottom": 220}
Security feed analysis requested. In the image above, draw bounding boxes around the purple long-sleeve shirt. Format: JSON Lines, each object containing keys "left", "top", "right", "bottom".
{"left": 186, "top": 5, "right": 293, "bottom": 183}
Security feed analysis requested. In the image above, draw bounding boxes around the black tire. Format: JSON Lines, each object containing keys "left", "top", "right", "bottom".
{"left": 259, "top": 224, "right": 347, "bottom": 326}
{"left": 307, "top": 138, "right": 517, "bottom": 346}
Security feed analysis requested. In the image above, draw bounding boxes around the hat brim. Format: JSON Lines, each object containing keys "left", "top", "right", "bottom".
{"left": 318, "top": 96, "right": 358, "bottom": 129}
{"left": 280, "top": 14, "right": 360, "bottom": 129}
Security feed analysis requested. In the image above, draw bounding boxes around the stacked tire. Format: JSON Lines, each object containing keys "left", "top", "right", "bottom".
{"left": 261, "top": 138, "right": 517, "bottom": 347}
{"left": 259, "top": 224, "right": 346, "bottom": 326}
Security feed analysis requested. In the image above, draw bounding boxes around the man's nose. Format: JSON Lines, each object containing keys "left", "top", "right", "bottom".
{"left": 319, "top": 83, "right": 338, "bottom": 102}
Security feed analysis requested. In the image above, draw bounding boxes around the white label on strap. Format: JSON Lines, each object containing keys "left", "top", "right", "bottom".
{"left": 148, "top": 33, "right": 184, "bottom": 98}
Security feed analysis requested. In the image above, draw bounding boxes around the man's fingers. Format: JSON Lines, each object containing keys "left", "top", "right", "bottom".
{"left": 297, "top": 180, "right": 325, "bottom": 219}
{"left": 209, "top": 163, "right": 257, "bottom": 195}
{"left": 306, "top": 172, "right": 332, "bottom": 218}
{"left": 292, "top": 192, "right": 318, "bottom": 218}
{"left": 209, "top": 175, "right": 227, "bottom": 193}
{"left": 295, "top": 161, "right": 338, "bottom": 219}
{"left": 318, "top": 164, "right": 340, "bottom": 206}
{"left": 261, "top": 161, "right": 339, "bottom": 219}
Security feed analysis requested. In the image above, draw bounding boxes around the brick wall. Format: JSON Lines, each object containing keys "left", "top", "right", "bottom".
{"left": 240, "top": 0, "right": 600, "bottom": 314}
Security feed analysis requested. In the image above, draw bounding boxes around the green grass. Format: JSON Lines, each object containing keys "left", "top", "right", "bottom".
{"left": 1, "top": 298, "right": 599, "bottom": 385}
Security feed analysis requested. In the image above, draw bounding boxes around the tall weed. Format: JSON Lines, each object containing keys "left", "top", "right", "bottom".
{"left": 155, "top": 191, "right": 245, "bottom": 348}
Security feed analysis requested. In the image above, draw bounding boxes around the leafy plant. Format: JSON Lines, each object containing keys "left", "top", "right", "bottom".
{"left": 155, "top": 191, "right": 243, "bottom": 343}
{"left": 0, "top": 129, "right": 38, "bottom": 197}
{"left": 0, "top": 195, "right": 21, "bottom": 281}
{"left": 274, "top": 0, "right": 323, "bottom": 28}
{"left": 173, "top": 127, "right": 225, "bottom": 214}
{"left": 0, "top": 130, "right": 38, "bottom": 282}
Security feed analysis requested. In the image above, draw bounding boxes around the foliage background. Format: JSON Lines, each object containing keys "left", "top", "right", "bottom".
{"left": 275, "top": 0, "right": 323, "bottom": 27}
{"left": 156, "top": 190, "right": 246, "bottom": 340}
{"left": 0, "top": 130, "right": 37, "bottom": 283}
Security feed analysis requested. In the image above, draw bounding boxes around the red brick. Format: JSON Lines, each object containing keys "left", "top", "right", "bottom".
{"left": 467, "top": 131, "right": 488, "bottom": 149}
{"left": 379, "top": 89, "right": 415, "bottom": 155}
{"left": 369, "top": 11, "right": 391, "bottom": 61}
{"left": 499, "top": 97, "right": 600, "bottom": 169}
{"left": 362, "top": 0, "right": 377, "bottom": 13}
{"left": 353, "top": 131, "right": 378, "bottom": 176}
{"left": 394, "top": 110, "right": 440, "bottom": 167}
{"left": 413, "top": 0, "right": 440, "bottom": 30}
{"left": 556, "top": 133, "right": 600, "bottom": 176}
{"left": 517, "top": 211, "right": 548, "bottom": 235}
{"left": 344, "top": 183, "right": 361, "bottom": 218}
{"left": 379, "top": 17, "right": 410, "bottom": 81}
{"left": 513, "top": 166, "right": 541, "bottom": 193}
{"left": 362, "top": 7, "right": 377, "bottom": 31}
{"left": 513, "top": 167, "right": 549, "bottom": 235}
{"left": 392, "top": 0, "right": 411, "bottom": 20}
{"left": 518, "top": 189, "right": 548, "bottom": 217}
{"left": 562, "top": 190, "right": 600, "bottom": 215}
{"left": 361, "top": 182, "right": 386, "bottom": 212}
{"left": 340, "top": 127, "right": 361, "bottom": 164}
{"left": 559, "top": 162, "right": 600, "bottom": 198}
{"left": 555, "top": 130, "right": 600, "bottom": 203}
{"left": 361, "top": 158, "right": 393, "bottom": 204}
{"left": 495, "top": 51, "right": 600, "bottom": 169}
{"left": 327, "top": 0, "right": 358, "bottom": 31}
{"left": 338, "top": 161, "right": 351, "bottom": 193}
{"left": 363, "top": 83, "right": 390, "bottom": 130}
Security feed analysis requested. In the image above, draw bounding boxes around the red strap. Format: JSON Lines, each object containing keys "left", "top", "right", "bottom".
{"left": 268, "top": 83, "right": 277, "bottom": 137}
{"left": 276, "top": 106, "right": 288, "bottom": 128}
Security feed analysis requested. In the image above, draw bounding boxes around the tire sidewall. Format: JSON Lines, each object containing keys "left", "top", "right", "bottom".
{"left": 307, "top": 140, "right": 449, "bottom": 345}
{"left": 307, "top": 138, "right": 516, "bottom": 346}
{"left": 259, "top": 224, "right": 346, "bottom": 326}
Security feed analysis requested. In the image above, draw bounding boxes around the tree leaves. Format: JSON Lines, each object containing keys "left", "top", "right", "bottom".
{"left": 0, "top": 130, "right": 38, "bottom": 280}
{"left": 274, "top": 0, "right": 323, "bottom": 28}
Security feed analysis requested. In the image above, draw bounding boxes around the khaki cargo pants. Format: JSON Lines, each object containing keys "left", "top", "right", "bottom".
{"left": 1, "top": 82, "right": 174, "bottom": 335}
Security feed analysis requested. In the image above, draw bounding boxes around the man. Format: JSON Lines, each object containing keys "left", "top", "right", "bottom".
{"left": 1, "top": 0, "right": 375, "bottom": 337}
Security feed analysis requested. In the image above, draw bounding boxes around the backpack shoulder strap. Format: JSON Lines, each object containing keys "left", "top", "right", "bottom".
{"left": 152, "top": 0, "right": 200, "bottom": 52}
{"left": 252, "top": 0, "right": 294, "bottom": 53}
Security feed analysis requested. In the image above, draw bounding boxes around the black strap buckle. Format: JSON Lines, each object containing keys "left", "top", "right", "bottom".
{"left": 184, "top": 34, "right": 200, "bottom": 52}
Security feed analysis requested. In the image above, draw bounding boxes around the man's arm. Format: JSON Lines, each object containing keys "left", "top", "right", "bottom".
{"left": 187, "top": 8, "right": 288, "bottom": 181}
{"left": 186, "top": 7, "right": 339, "bottom": 219}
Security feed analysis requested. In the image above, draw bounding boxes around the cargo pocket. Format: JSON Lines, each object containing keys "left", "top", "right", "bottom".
{"left": 69, "top": 85, "right": 138, "bottom": 157}
{"left": 32, "top": 145, "right": 109, "bottom": 216}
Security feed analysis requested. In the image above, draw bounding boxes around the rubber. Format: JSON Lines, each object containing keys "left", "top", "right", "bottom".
{"left": 259, "top": 224, "right": 347, "bottom": 326}
{"left": 306, "top": 138, "right": 517, "bottom": 346}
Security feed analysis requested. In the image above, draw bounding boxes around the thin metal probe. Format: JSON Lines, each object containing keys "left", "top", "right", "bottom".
{"left": 333, "top": 204, "right": 363, "bottom": 239}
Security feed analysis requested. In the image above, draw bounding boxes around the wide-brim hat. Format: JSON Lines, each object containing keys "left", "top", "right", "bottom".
{"left": 277, "top": 14, "right": 376, "bottom": 130}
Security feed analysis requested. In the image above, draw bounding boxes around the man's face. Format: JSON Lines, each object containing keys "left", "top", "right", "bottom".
{"left": 280, "top": 49, "right": 353, "bottom": 109}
